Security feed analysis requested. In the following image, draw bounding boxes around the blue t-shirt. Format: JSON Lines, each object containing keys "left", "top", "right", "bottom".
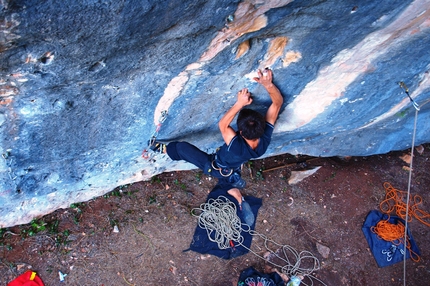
{"left": 215, "top": 122, "right": 274, "bottom": 168}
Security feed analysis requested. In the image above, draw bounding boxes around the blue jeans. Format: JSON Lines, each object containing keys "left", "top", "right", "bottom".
{"left": 166, "top": 141, "right": 215, "bottom": 175}
{"left": 166, "top": 141, "right": 246, "bottom": 188}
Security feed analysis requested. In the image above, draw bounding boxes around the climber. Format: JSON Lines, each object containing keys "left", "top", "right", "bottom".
{"left": 150, "top": 68, "right": 283, "bottom": 189}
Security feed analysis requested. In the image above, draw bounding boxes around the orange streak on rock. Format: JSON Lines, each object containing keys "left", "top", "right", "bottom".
{"left": 200, "top": 13, "right": 267, "bottom": 63}
{"left": 0, "top": 98, "right": 13, "bottom": 105}
{"left": 200, "top": 0, "right": 293, "bottom": 63}
{"left": 260, "top": 37, "right": 288, "bottom": 68}
{"left": 246, "top": 37, "right": 296, "bottom": 79}
{"left": 235, "top": 39, "right": 250, "bottom": 59}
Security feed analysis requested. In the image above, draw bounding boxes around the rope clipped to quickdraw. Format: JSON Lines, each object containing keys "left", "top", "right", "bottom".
{"left": 397, "top": 80, "right": 430, "bottom": 285}
{"left": 398, "top": 81, "right": 420, "bottom": 111}
{"left": 142, "top": 110, "right": 168, "bottom": 159}
{"left": 192, "top": 197, "right": 325, "bottom": 286}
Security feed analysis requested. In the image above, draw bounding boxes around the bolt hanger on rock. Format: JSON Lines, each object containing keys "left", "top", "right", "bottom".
{"left": 142, "top": 110, "right": 168, "bottom": 159}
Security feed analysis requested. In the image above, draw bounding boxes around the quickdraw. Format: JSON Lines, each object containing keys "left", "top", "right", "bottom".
{"left": 142, "top": 110, "right": 168, "bottom": 159}
{"left": 398, "top": 81, "right": 420, "bottom": 111}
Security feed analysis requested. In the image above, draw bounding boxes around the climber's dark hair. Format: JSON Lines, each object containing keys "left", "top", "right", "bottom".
{"left": 237, "top": 108, "right": 265, "bottom": 140}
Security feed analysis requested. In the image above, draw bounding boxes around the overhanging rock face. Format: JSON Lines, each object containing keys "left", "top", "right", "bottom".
{"left": 0, "top": 0, "right": 429, "bottom": 227}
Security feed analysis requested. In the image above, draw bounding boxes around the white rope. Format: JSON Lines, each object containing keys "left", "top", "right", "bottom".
{"left": 192, "top": 196, "right": 325, "bottom": 286}
{"left": 247, "top": 230, "right": 324, "bottom": 286}
{"left": 402, "top": 98, "right": 430, "bottom": 286}
{"left": 194, "top": 196, "right": 243, "bottom": 249}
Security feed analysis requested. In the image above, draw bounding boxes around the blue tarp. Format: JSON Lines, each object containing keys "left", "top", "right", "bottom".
{"left": 362, "top": 210, "right": 420, "bottom": 267}
{"left": 184, "top": 181, "right": 262, "bottom": 259}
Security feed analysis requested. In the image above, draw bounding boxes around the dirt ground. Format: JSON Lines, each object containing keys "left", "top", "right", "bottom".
{"left": 1, "top": 144, "right": 429, "bottom": 286}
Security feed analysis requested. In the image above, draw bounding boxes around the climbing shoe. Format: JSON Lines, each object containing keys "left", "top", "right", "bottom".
{"left": 229, "top": 172, "right": 246, "bottom": 189}
{"left": 149, "top": 141, "right": 167, "bottom": 153}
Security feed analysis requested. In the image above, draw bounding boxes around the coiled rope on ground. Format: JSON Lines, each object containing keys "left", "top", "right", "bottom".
{"left": 370, "top": 182, "right": 428, "bottom": 262}
{"left": 192, "top": 196, "right": 325, "bottom": 286}
{"left": 371, "top": 219, "right": 420, "bottom": 262}
{"left": 194, "top": 196, "right": 243, "bottom": 249}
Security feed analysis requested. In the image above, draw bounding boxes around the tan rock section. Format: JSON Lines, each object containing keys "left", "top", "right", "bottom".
{"left": 262, "top": 36, "right": 289, "bottom": 68}
{"left": 282, "top": 50, "right": 302, "bottom": 67}
{"left": 235, "top": 39, "right": 250, "bottom": 59}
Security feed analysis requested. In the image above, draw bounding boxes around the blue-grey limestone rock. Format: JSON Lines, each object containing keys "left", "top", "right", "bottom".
{"left": 0, "top": 0, "right": 429, "bottom": 227}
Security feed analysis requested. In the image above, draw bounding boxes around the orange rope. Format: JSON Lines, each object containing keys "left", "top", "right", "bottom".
{"left": 371, "top": 219, "right": 420, "bottom": 262}
{"left": 371, "top": 182, "right": 429, "bottom": 263}
{"left": 372, "top": 219, "right": 404, "bottom": 241}
{"left": 381, "top": 182, "right": 430, "bottom": 227}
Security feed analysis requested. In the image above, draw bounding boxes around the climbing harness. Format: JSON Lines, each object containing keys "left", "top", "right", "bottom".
{"left": 211, "top": 160, "right": 233, "bottom": 177}
{"left": 142, "top": 110, "right": 168, "bottom": 159}
{"left": 192, "top": 197, "right": 325, "bottom": 286}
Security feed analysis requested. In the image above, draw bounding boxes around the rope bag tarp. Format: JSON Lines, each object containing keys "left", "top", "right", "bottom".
{"left": 184, "top": 182, "right": 262, "bottom": 259}
{"left": 362, "top": 210, "right": 420, "bottom": 267}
